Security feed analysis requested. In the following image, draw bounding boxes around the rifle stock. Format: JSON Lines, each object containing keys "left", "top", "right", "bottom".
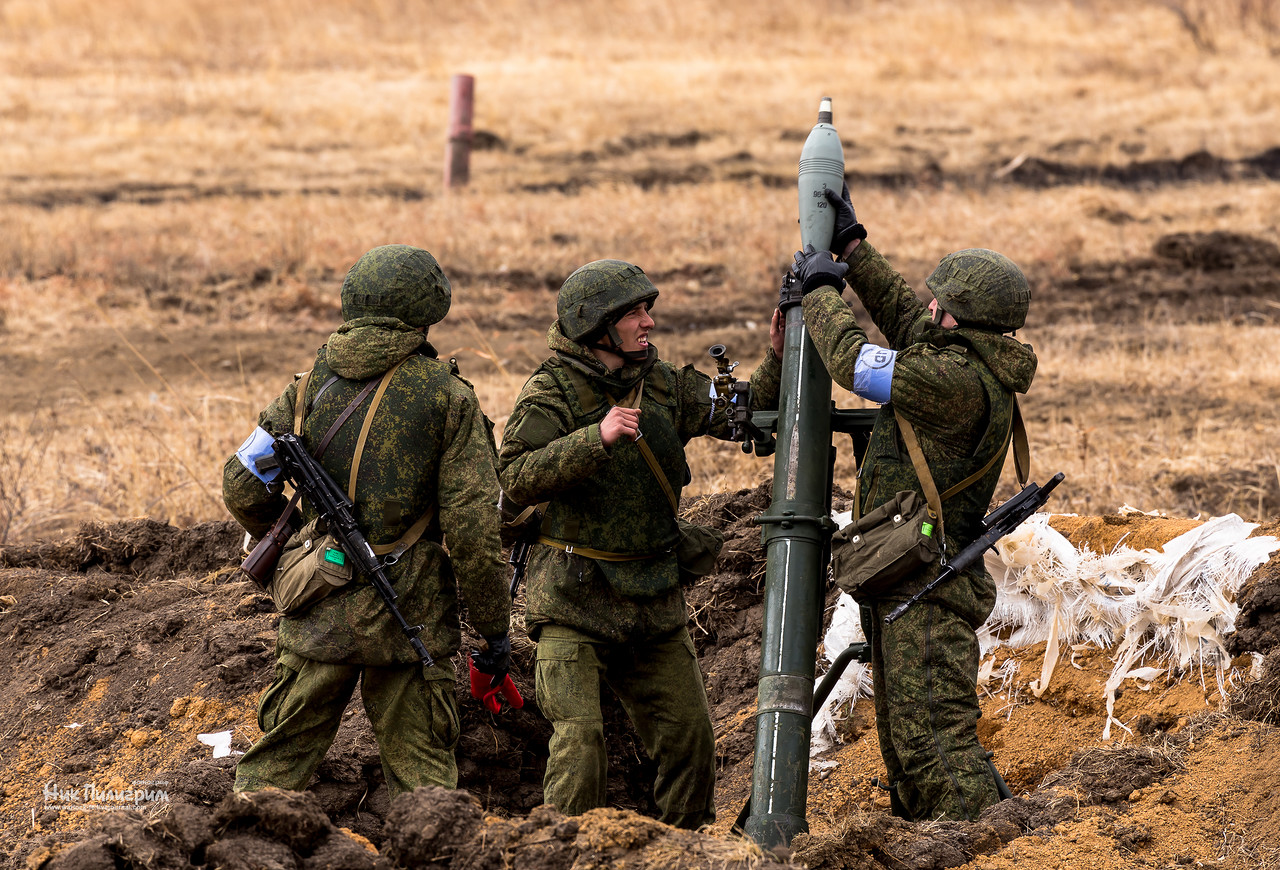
{"left": 237, "top": 505, "right": 301, "bottom": 588}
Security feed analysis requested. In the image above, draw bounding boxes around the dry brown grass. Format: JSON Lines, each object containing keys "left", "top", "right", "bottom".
{"left": 1, "top": 0, "right": 1278, "bottom": 539}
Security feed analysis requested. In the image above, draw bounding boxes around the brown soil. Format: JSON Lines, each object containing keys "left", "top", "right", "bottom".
{"left": 3, "top": 132, "right": 1279, "bottom": 868}
{"left": 3, "top": 490, "right": 1279, "bottom": 870}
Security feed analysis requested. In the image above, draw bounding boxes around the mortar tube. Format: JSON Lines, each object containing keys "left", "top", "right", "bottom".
{"left": 742, "top": 302, "right": 833, "bottom": 847}
{"left": 743, "top": 96, "right": 845, "bottom": 848}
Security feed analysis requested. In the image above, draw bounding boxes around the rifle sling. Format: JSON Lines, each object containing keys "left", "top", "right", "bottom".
{"left": 606, "top": 382, "right": 682, "bottom": 516}
{"left": 506, "top": 502, "right": 548, "bottom": 528}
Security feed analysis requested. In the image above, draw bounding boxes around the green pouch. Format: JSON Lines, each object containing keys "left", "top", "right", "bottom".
{"left": 270, "top": 517, "right": 355, "bottom": 615}
{"left": 674, "top": 518, "right": 725, "bottom": 585}
{"left": 829, "top": 490, "right": 939, "bottom": 602}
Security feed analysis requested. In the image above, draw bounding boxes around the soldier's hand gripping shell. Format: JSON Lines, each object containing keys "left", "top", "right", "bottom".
{"left": 824, "top": 184, "right": 867, "bottom": 256}
{"left": 792, "top": 244, "right": 850, "bottom": 295}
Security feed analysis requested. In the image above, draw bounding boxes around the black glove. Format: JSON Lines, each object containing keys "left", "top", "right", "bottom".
{"left": 824, "top": 185, "right": 867, "bottom": 255}
{"left": 471, "top": 633, "right": 511, "bottom": 681}
{"left": 792, "top": 245, "right": 849, "bottom": 295}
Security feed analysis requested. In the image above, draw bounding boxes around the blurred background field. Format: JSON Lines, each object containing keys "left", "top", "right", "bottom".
{"left": 1, "top": 0, "right": 1278, "bottom": 541}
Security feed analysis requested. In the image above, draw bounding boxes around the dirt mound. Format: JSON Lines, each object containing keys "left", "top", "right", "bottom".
{"left": 994, "top": 148, "right": 1280, "bottom": 189}
{"left": 4, "top": 496, "right": 1280, "bottom": 869}
{"left": 28, "top": 787, "right": 796, "bottom": 870}
{"left": 1049, "top": 231, "right": 1280, "bottom": 326}
{"left": 0, "top": 519, "right": 243, "bottom": 577}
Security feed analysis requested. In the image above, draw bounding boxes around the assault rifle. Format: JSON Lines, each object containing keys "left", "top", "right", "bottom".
{"left": 507, "top": 512, "right": 541, "bottom": 599}
{"left": 884, "top": 472, "right": 1065, "bottom": 625}
{"left": 272, "top": 432, "right": 435, "bottom": 667}
{"left": 499, "top": 492, "right": 544, "bottom": 600}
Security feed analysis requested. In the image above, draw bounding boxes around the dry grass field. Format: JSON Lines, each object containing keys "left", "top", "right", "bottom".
{"left": 2, "top": 0, "right": 1279, "bottom": 542}
{"left": 3, "top": 3, "right": 1280, "bottom": 867}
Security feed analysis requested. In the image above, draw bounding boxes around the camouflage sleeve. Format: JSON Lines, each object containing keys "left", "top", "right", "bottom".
{"left": 842, "top": 240, "right": 931, "bottom": 350}
{"left": 221, "top": 378, "right": 300, "bottom": 538}
{"left": 676, "top": 347, "right": 782, "bottom": 442}
{"left": 439, "top": 386, "right": 510, "bottom": 639}
{"left": 747, "top": 348, "right": 782, "bottom": 413}
{"left": 672, "top": 364, "right": 716, "bottom": 442}
{"left": 800, "top": 286, "right": 871, "bottom": 394}
{"left": 498, "top": 372, "right": 610, "bottom": 506}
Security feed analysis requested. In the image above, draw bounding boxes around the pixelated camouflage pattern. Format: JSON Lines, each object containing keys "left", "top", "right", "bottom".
{"left": 925, "top": 248, "right": 1030, "bottom": 332}
{"left": 498, "top": 321, "right": 781, "bottom": 644}
{"left": 803, "top": 240, "right": 1037, "bottom": 604}
{"left": 556, "top": 259, "right": 659, "bottom": 342}
{"left": 223, "top": 317, "right": 509, "bottom": 666}
{"left": 234, "top": 649, "right": 460, "bottom": 797}
{"left": 859, "top": 599, "right": 1000, "bottom": 820}
{"left": 341, "top": 245, "right": 452, "bottom": 327}
{"left": 535, "top": 624, "right": 715, "bottom": 827}
{"left": 802, "top": 239, "right": 1037, "bottom": 821}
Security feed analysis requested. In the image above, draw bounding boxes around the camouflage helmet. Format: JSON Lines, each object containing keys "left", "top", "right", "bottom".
{"left": 340, "top": 245, "right": 451, "bottom": 328}
{"left": 925, "top": 248, "right": 1030, "bottom": 331}
{"left": 556, "top": 259, "right": 659, "bottom": 342}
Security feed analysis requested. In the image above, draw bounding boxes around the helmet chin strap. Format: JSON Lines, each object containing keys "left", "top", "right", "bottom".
{"left": 587, "top": 324, "right": 648, "bottom": 364}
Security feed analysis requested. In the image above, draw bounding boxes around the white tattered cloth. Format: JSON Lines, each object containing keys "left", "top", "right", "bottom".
{"left": 810, "top": 510, "right": 1279, "bottom": 762}
{"left": 981, "top": 512, "right": 1277, "bottom": 739}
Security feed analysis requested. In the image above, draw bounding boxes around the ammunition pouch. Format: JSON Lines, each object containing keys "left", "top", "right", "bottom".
{"left": 270, "top": 517, "right": 354, "bottom": 615}
{"left": 674, "top": 518, "right": 724, "bottom": 585}
{"left": 830, "top": 490, "right": 939, "bottom": 602}
{"left": 499, "top": 491, "right": 546, "bottom": 549}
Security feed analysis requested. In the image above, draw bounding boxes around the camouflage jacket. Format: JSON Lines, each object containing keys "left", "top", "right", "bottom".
{"left": 803, "top": 242, "right": 1037, "bottom": 625}
{"left": 223, "top": 316, "right": 509, "bottom": 664}
{"left": 498, "top": 323, "right": 781, "bottom": 643}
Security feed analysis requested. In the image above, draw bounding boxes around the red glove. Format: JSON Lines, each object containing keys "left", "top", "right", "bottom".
{"left": 469, "top": 653, "right": 523, "bottom": 713}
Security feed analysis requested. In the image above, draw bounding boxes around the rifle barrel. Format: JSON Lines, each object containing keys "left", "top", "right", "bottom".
{"left": 884, "top": 472, "right": 1065, "bottom": 625}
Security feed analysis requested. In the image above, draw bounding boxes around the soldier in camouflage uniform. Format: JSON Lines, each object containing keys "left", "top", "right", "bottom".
{"left": 223, "top": 244, "right": 510, "bottom": 797}
{"left": 790, "top": 189, "right": 1036, "bottom": 821}
{"left": 499, "top": 260, "right": 782, "bottom": 829}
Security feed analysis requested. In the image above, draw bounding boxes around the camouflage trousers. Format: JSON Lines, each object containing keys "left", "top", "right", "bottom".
{"left": 234, "top": 647, "right": 460, "bottom": 797}
{"left": 862, "top": 599, "right": 1000, "bottom": 821}
{"left": 534, "top": 624, "right": 716, "bottom": 830}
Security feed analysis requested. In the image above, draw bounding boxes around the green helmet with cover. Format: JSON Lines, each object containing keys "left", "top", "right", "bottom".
{"left": 925, "top": 248, "right": 1030, "bottom": 332}
{"left": 341, "top": 245, "right": 452, "bottom": 328}
{"left": 556, "top": 259, "right": 659, "bottom": 343}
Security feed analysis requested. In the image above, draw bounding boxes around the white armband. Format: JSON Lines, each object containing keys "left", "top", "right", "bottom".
{"left": 235, "top": 426, "right": 281, "bottom": 485}
{"left": 852, "top": 344, "right": 896, "bottom": 404}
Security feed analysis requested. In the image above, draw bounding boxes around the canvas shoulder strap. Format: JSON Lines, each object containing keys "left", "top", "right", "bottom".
{"left": 270, "top": 369, "right": 383, "bottom": 540}
{"left": 343, "top": 356, "right": 439, "bottom": 560}
{"left": 603, "top": 381, "right": 681, "bottom": 516}
{"left": 895, "top": 412, "right": 946, "bottom": 543}
{"left": 892, "top": 394, "right": 1031, "bottom": 547}
{"left": 291, "top": 357, "right": 437, "bottom": 561}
